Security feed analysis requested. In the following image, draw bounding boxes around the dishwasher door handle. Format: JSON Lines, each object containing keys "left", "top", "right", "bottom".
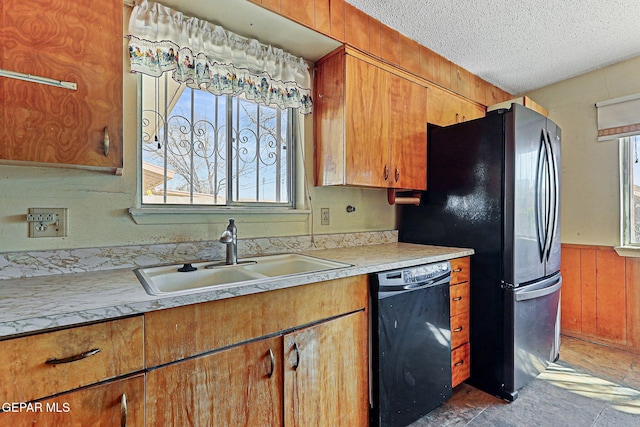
{"left": 403, "top": 278, "right": 450, "bottom": 291}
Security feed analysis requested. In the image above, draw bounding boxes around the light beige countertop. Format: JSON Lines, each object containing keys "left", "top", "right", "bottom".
{"left": 0, "top": 243, "right": 473, "bottom": 339}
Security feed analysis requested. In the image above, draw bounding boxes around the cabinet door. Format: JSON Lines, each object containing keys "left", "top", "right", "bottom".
{"left": 146, "top": 336, "right": 284, "bottom": 426}
{"left": 345, "top": 56, "right": 390, "bottom": 187}
{"left": 459, "top": 98, "right": 485, "bottom": 122}
{"left": 427, "top": 85, "right": 461, "bottom": 127}
{"left": 0, "top": 0, "right": 123, "bottom": 171}
{"left": 0, "top": 375, "right": 144, "bottom": 427}
{"left": 284, "top": 311, "right": 368, "bottom": 427}
{"left": 427, "top": 85, "right": 485, "bottom": 127}
{"left": 390, "top": 74, "right": 428, "bottom": 190}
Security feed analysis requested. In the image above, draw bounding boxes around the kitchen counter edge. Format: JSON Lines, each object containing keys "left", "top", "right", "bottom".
{"left": 0, "top": 243, "right": 473, "bottom": 340}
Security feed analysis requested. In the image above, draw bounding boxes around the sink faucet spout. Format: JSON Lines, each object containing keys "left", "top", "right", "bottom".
{"left": 220, "top": 218, "right": 238, "bottom": 265}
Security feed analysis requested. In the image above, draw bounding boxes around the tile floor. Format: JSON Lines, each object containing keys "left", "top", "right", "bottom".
{"left": 410, "top": 336, "right": 640, "bottom": 426}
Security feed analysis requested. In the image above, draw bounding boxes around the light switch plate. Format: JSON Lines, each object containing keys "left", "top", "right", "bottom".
{"left": 28, "top": 208, "right": 68, "bottom": 238}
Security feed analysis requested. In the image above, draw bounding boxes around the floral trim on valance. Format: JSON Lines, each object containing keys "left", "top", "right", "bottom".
{"left": 127, "top": 0, "right": 312, "bottom": 113}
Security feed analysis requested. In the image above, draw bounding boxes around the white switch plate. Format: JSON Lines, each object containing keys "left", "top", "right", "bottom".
{"left": 28, "top": 208, "right": 68, "bottom": 238}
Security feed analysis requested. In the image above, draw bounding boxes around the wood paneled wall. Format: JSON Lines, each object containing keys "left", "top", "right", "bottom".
{"left": 561, "top": 244, "right": 640, "bottom": 353}
{"left": 248, "top": 0, "right": 512, "bottom": 106}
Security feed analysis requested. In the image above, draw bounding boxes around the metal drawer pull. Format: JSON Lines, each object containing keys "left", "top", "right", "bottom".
{"left": 452, "top": 296, "right": 463, "bottom": 301}
{"left": 453, "top": 326, "right": 464, "bottom": 332}
{"left": 292, "top": 342, "right": 300, "bottom": 370}
{"left": 454, "top": 360, "right": 465, "bottom": 367}
{"left": 121, "top": 393, "right": 127, "bottom": 427}
{"left": 45, "top": 348, "right": 101, "bottom": 364}
{"left": 267, "top": 348, "right": 275, "bottom": 378}
{"left": 452, "top": 268, "right": 463, "bottom": 272}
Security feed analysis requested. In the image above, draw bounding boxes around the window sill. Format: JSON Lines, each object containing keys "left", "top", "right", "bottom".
{"left": 614, "top": 245, "right": 640, "bottom": 257}
{"left": 128, "top": 207, "right": 311, "bottom": 225}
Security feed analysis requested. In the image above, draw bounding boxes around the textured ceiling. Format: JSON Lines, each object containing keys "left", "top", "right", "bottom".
{"left": 346, "top": 0, "right": 640, "bottom": 95}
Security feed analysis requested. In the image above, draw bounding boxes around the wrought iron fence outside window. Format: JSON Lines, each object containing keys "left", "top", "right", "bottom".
{"left": 140, "top": 73, "right": 295, "bottom": 207}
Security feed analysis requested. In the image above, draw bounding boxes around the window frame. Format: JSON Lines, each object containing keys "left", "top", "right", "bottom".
{"left": 620, "top": 136, "right": 640, "bottom": 248}
{"left": 136, "top": 74, "right": 298, "bottom": 210}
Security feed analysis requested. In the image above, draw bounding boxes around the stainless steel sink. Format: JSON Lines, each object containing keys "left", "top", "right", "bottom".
{"left": 135, "top": 253, "right": 351, "bottom": 296}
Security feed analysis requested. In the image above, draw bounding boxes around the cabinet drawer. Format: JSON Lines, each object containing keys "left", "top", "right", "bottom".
{"left": 451, "top": 343, "right": 471, "bottom": 387}
{"left": 0, "top": 316, "right": 144, "bottom": 403}
{"left": 450, "top": 312, "right": 470, "bottom": 350}
{"left": 450, "top": 282, "right": 470, "bottom": 317}
{"left": 450, "top": 257, "right": 470, "bottom": 285}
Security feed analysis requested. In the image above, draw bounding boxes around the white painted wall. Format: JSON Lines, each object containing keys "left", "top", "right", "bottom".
{"left": 525, "top": 56, "right": 640, "bottom": 246}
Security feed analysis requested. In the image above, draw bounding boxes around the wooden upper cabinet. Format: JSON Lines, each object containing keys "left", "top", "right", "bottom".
{"left": 315, "top": 47, "right": 428, "bottom": 190}
{"left": 427, "top": 84, "right": 485, "bottom": 127}
{"left": 345, "top": 55, "right": 390, "bottom": 187}
{"left": 389, "top": 74, "right": 427, "bottom": 190}
{"left": 0, "top": 0, "right": 123, "bottom": 173}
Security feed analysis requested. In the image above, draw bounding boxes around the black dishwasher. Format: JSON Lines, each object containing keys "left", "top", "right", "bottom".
{"left": 370, "top": 261, "right": 452, "bottom": 427}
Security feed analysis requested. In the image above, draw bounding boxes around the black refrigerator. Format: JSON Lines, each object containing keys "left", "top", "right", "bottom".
{"left": 399, "top": 104, "right": 562, "bottom": 401}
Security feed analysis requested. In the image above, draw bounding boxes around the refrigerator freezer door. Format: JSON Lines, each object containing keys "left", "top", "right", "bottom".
{"left": 505, "top": 105, "right": 548, "bottom": 286}
{"left": 503, "top": 274, "right": 562, "bottom": 398}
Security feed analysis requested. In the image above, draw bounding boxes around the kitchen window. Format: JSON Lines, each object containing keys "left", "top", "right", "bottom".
{"left": 621, "top": 135, "right": 640, "bottom": 246}
{"left": 140, "top": 73, "right": 295, "bottom": 207}
{"left": 128, "top": 0, "right": 312, "bottom": 212}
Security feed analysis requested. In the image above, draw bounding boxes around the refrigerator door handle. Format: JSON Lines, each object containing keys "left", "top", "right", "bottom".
{"left": 545, "top": 131, "right": 560, "bottom": 261}
{"left": 535, "top": 130, "right": 547, "bottom": 262}
{"left": 515, "top": 277, "right": 562, "bottom": 302}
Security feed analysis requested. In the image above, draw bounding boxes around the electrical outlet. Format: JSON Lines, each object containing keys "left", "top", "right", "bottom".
{"left": 321, "top": 208, "right": 330, "bottom": 226}
{"left": 28, "top": 208, "right": 68, "bottom": 238}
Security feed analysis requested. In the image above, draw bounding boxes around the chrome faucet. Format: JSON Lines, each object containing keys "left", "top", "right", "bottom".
{"left": 219, "top": 218, "right": 238, "bottom": 265}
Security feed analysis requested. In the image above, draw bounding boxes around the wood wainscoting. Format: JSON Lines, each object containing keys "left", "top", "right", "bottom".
{"left": 561, "top": 244, "right": 640, "bottom": 353}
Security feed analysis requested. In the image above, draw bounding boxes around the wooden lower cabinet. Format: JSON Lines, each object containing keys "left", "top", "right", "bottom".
{"left": 449, "top": 257, "right": 471, "bottom": 387}
{"left": 0, "top": 374, "right": 144, "bottom": 427}
{"left": 146, "top": 311, "right": 368, "bottom": 427}
{"left": 284, "top": 311, "right": 368, "bottom": 426}
{"left": 146, "top": 336, "right": 284, "bottom": 426}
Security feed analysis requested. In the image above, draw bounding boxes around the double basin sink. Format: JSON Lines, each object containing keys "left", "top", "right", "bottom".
{"left": 135, "top": 253, "right": 352, "bottom": 296}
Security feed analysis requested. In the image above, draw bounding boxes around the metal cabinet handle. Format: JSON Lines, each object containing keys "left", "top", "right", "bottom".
{"left": 292, "top": 342, "right": 300, "bottom": 370}
{"left": 45, "top": 348, "right": 101, "bottom": 364}
{"left": 103, "top": 127, "right": 110, "bottom": 157}
{"left": 394, "top": 167, "right": 400, "bottom": 182}
{"left": 452, "top": 268, "right": 463, "bottom": 273}
{"left": 267, "top": 348, "right": 275, "bottom": 378}
{"left": 454, "top": 360, "right": 465, "bottom": 367}
{"left": 121, "top": 393, "right": 127, "bottom": 427}
{"left": 452, "top": 296, "right": 463, "bottom": 301}
{"left": 383, "top": 165, "right": 389, "bottom": 181}
{"left": 453, "top": 326, "right": 464, "bottom": 332}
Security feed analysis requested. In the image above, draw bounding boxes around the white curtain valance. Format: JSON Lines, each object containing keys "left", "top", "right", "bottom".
{"left": 127, "top": 0, "right": 313, "bottom": 113}
{"left": 596, "top": 93, "right": 640, "bottom": 141}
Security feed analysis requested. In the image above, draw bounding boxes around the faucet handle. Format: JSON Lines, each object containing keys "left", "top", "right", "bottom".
{"left": 220, "top": 230, "right": 233, "bottom": 243}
